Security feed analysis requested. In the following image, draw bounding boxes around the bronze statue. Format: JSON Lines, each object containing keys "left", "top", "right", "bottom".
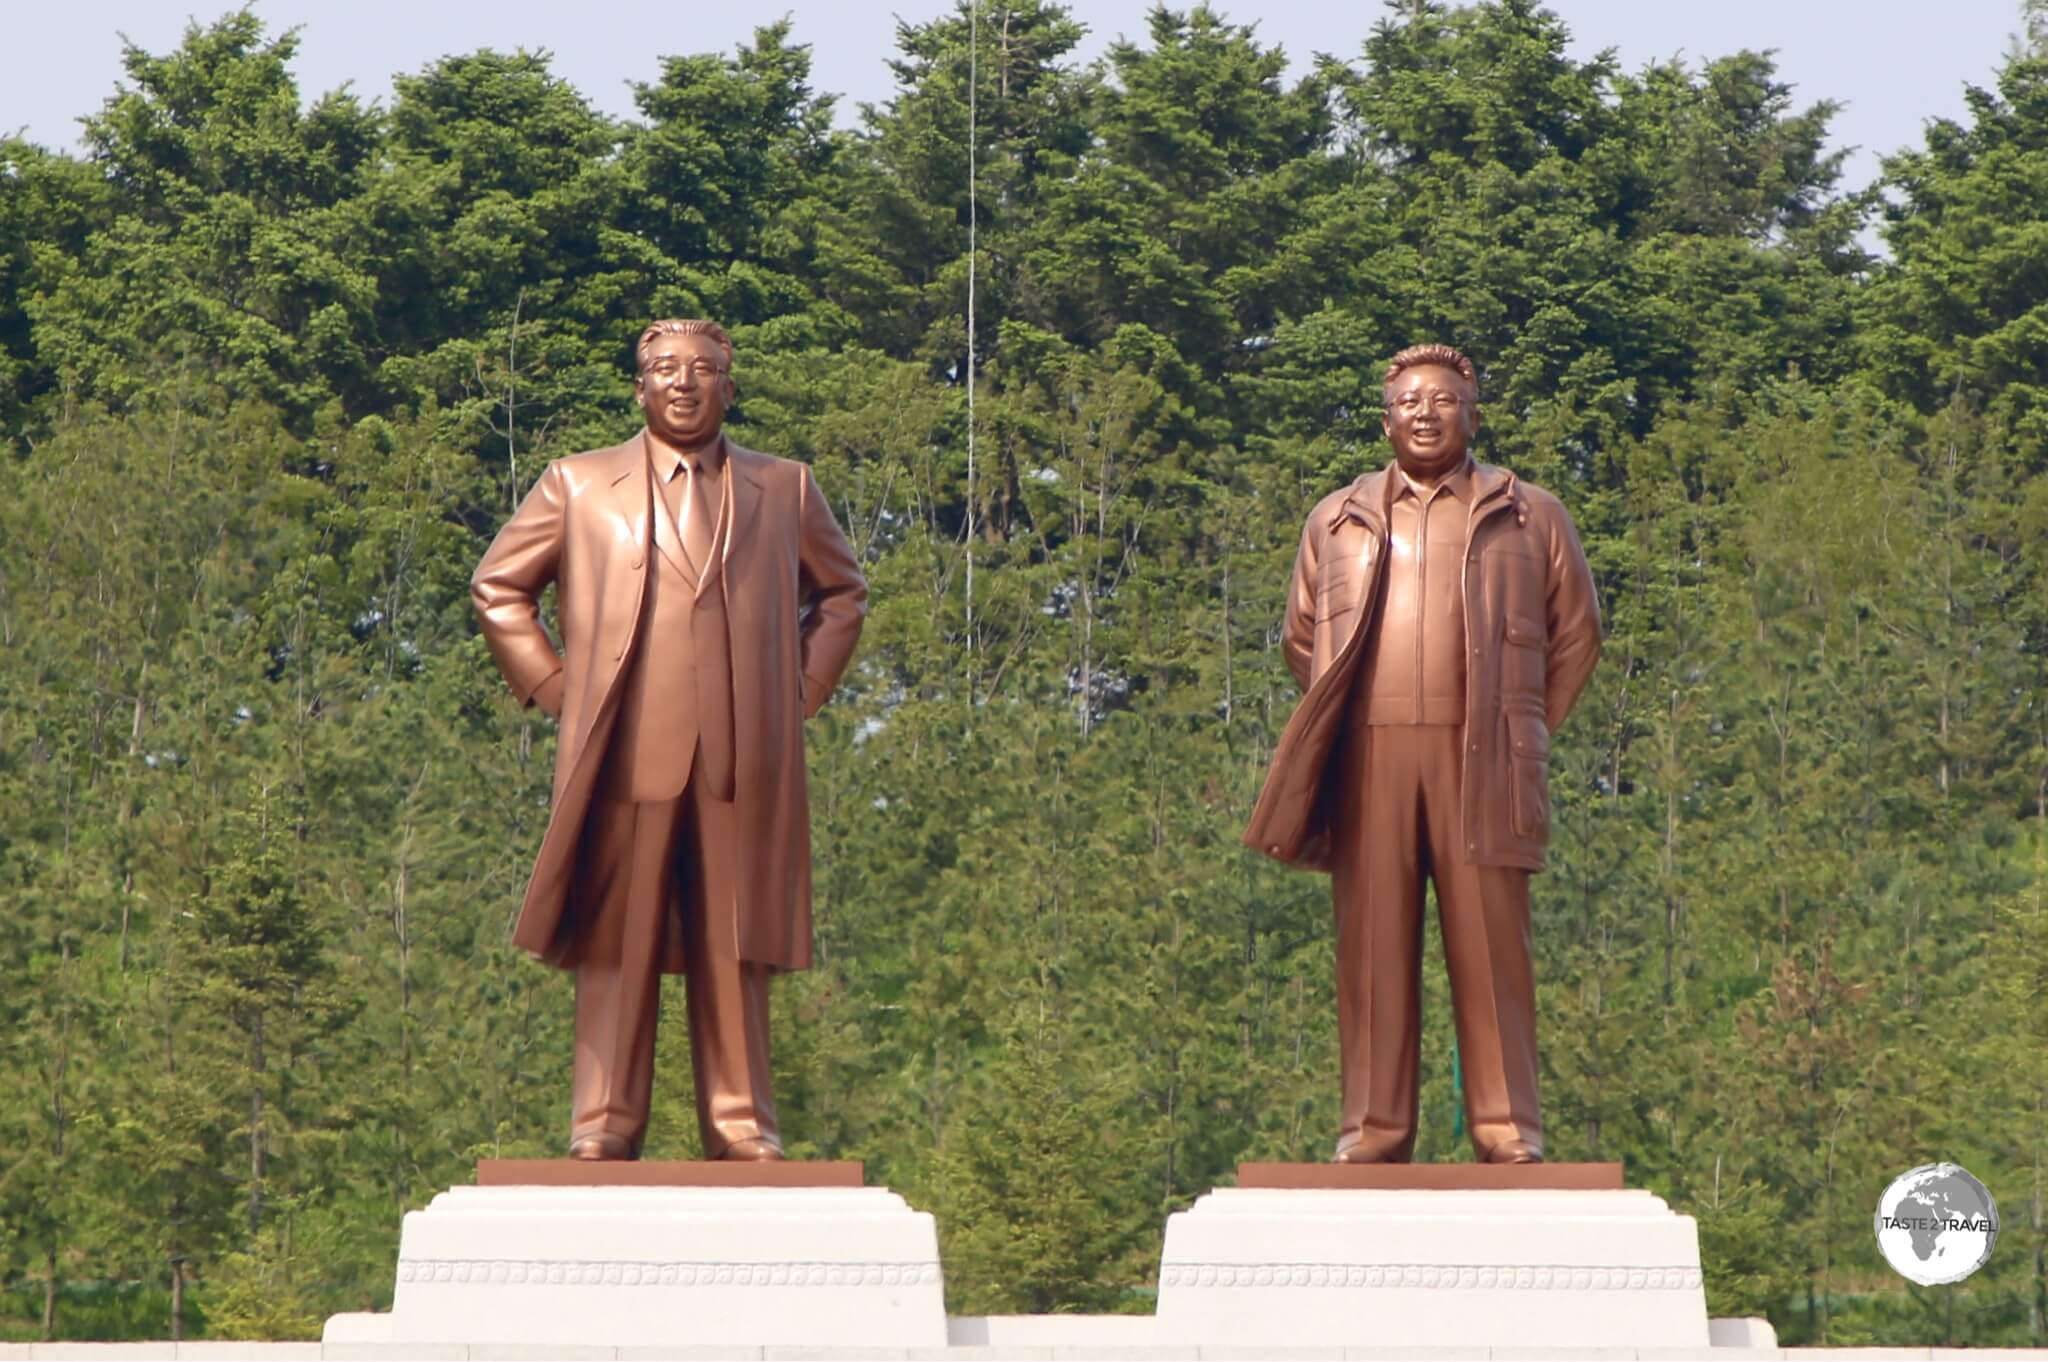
{"left": 471, "top": 319, "right": 868, "bottom": 1161}
{"left": 1244, "top": 344, "right": 1601, "bottom": 1165}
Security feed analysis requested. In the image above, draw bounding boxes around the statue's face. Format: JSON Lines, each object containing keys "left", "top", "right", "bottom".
{"left": 636, "top": 331, "right": 733, "bottom": 448}
{"left": 1382, "top": 363, "right": 1478, "bottom": 478}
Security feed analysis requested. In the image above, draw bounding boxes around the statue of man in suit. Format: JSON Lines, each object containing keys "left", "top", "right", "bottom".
{"left": 1243, "top": 344, "right": 1601, "bottom": 1165}
{"left": 471, "top": 319, "right": 868, "bottom": 1161}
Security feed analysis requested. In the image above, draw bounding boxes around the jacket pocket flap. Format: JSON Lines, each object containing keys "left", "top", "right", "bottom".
{"left": 1503, "top": 614, "right": 1545, "bottom": 646}
{"left": 1508, "top": 710, "right": 1550, "bottom": 759}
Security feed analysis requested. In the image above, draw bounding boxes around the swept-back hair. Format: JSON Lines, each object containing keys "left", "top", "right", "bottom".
{"left": 1383, "top": 343, "right": 1476, "bottom": 393}
{"left": 636, "top": 319, "right": 734, "bottom": 371}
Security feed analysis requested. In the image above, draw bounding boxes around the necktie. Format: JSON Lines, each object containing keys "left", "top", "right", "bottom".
{"left": 682, "top": 459, "right": 715, "bottom": 580}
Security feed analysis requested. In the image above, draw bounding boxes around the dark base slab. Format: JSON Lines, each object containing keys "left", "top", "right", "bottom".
{"left": 476, "top": 1158, "right": 865, "bottom": 1187}
{"left": 1237, "top": 1161, "right": 1623, "bottom": 1190}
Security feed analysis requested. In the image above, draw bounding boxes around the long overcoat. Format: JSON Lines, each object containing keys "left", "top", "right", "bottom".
{"left": 470, "top": 432, "right": 867, "bottom": 972}
{"left": 1242, "top": 461, "right": 1601, "bottom": 873}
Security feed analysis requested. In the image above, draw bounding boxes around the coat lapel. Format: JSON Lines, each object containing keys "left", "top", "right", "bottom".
{"left": 619, "top": 431, "right": 695, "bottom": 582}
{"left": 1331, "top": 467, "right": 1392, "bottom": 650}
{"left": 716, "top": 442, "right": 768, "bottom": 598}
{"left": 604, "top": 437, "right": 651, "bottom": 561}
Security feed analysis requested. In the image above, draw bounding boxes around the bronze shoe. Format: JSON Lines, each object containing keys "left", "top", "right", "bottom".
{"left": 1332, "top": 1141, "right": 1404, "bottom": 1165}
{"left": 568, "top": 1132, "right": 635, "bottom": 1161}
{"left": 719, "top": 1136, "right": 786, "bottom": 1162}
{"left": 1484, "top": 1139, "right": 1543, "bottom": 1164}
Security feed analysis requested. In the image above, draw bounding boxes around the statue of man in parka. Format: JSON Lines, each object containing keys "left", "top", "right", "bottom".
{"left": 1243, "top": 344, "right": 1601, "bottom": 1165}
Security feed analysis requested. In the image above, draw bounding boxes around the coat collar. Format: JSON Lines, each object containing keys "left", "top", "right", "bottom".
{"left": 604, "top": 429, "right": 767, "bottom": 569}
{"left": 1332, "top": 459, "right": 1518, "bottom": 530}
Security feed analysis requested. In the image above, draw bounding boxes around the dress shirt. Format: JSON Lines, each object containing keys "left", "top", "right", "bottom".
{"left": 651, "top": 436, "right": 727, "bottom": 582}
{"left": 1359, "top": 458, "right": 1474, "bottom": 725}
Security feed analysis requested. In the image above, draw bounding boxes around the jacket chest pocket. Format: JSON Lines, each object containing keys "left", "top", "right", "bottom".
{"left": 1506, "top": 709, "right": 1550, "bottom": 838}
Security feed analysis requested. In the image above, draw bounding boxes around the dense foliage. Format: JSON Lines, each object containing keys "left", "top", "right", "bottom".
{"left": 3, "top": 1, "right": 2047, "bottom": 1345}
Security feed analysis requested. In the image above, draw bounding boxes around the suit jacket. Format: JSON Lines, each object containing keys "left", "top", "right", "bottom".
{"left": 471, "top": 431, "right": 868, "bottom": 971}
{"left": 1243, "top": 461, "right": 1600, "bottom": 873}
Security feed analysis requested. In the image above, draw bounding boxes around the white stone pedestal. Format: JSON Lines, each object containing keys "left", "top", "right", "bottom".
{"left": 322, "top": 1184, "right": 946, "bottom": 1348}
{"left": 1155, "top": 1186, "right": 1710, "bottom": 1349}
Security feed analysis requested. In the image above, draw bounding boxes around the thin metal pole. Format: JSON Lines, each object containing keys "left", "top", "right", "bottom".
{"left": 965, "top": 0, "right": 978, "bottom": 698}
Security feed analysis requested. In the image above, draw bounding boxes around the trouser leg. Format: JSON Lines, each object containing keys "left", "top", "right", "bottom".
{"left": 1331, "top": 725, "right": 1426, "bottom": 1161}
{"left": 570, "top": 798, "right": 680, "bottom": 1153}
{"left": 680, "top": 777, "right": 780, "bottom": 1156}
{"left": 1421, "top": 726, "right": 1542, "bottom": 1159}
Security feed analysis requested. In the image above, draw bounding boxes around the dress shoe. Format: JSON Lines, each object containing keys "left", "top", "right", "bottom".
{"left": 718, "top": 1136, "right": 786, "bottom": 1162}
{"left": 568, "top": 1132, "right": 634, "bottom": 1161}
{"left": 1484, "top": 1139, "right": 1543, "bottom": 1164}
{"left": 1331, "top": 1142, "right": 1405, "bottom": 1165}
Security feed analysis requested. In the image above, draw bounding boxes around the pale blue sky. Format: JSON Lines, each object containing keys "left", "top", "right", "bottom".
{"left": 1, "top": 1, "right": 2026, "bottom": 198}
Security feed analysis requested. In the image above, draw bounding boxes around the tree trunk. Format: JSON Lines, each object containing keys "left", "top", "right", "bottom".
{"left": 1663, "top": 688, "right": 1679, "bottom": 1007}
{"left": 1220, "top": 555, "right": 1234, "bottom": 728}
{"left": 118, "top": 666, "right": 147, "bottom": 970}
{"left": 248, "top": 1013, "right": 266, "bottom": 1235}
{"left": 395, "top": 831, "right": 414, "bottom": 1076}
{"left": 41, "top": 1248, "right": 57, "bottom": 1340}
{"left": 2034, "top": 1097, "right": 2045, "bottom": 1341}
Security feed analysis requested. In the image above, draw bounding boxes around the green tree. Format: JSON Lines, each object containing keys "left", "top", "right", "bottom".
{"left": 31, "top": 14, "right": 382, "bottom": 422}
{"left": 1864, "top": 43, "right": 2048, "bottom": 462}
{"left": 930, "top": 995, "right": 1145, "bottom": 1313}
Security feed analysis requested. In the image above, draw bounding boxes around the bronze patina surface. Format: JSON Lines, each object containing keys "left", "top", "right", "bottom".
{"left": 472, "top": 320, "right": 867, "bottom": 1162}
{"left": 1244, "top": 344, "right": 1602, "bottom": 1166}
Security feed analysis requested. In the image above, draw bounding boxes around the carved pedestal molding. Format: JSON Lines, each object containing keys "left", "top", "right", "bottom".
{"left": 324, "top": 1184, "right": 946, "bottom": 1347}
{"left": 1154, "top": 1186, "right": 1712, "bottom": 1348}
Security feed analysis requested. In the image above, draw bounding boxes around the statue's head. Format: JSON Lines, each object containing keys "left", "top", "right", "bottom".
{"left": 635, "top": 318, "right": 735, "bottom": 449}
{"left": 1382, "top": 343, "right": 1479, "bottom": 481}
